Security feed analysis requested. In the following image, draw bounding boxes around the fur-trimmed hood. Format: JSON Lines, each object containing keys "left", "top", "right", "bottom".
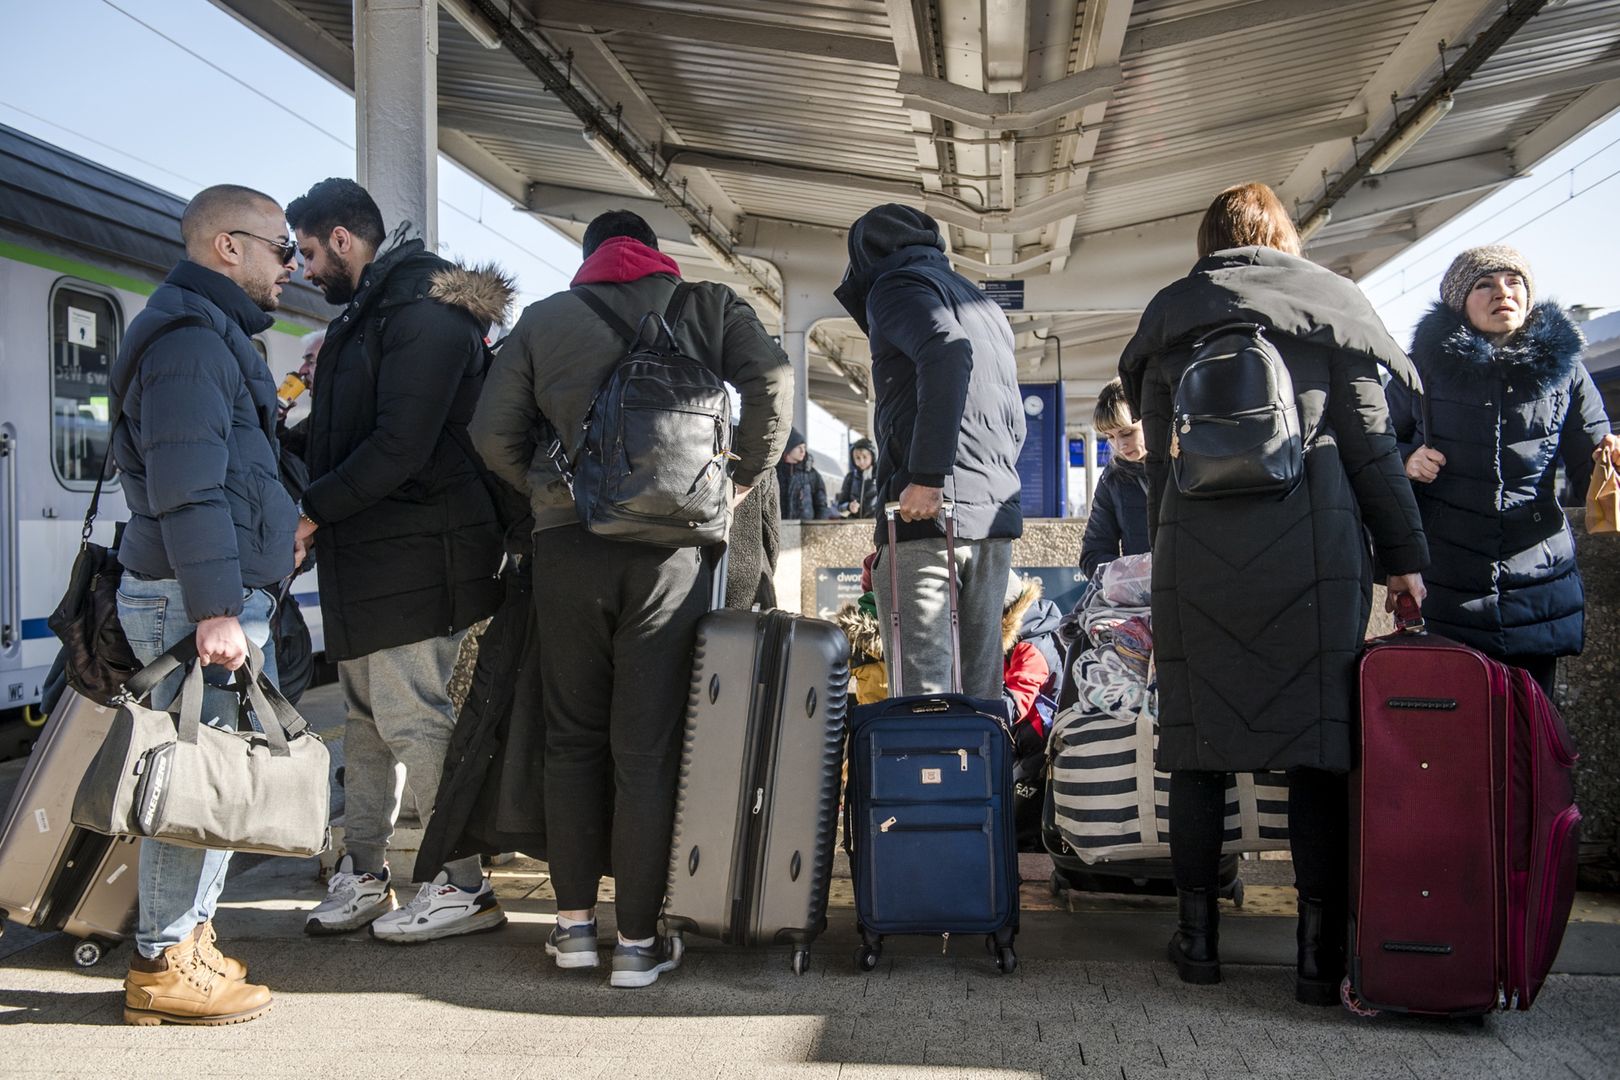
{"left": 429, "top": 262, "right": 516, "bottom": 329}
{"left": 836, "top": 602, "right": 884, "bottom": 662}
{"left": 1002, "top": 575, "right": 1042, "bottom": 653}
{"left": 1410, "top": 300, "right": 1584, "bottom": 398}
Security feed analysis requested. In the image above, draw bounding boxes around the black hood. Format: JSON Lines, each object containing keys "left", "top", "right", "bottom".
{"left": 1119, "top": 246, "right": 1421, "bottom": 406}
{"left": 834, "top": 204, "right": 947, "bottom": 334}
{"left": 847, "top": 437, "right": 877, "bottom": 472}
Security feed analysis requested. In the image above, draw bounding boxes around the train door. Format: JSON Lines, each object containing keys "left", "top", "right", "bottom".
{"left": 1, "top": 419, "right": 17, "bottom": 687}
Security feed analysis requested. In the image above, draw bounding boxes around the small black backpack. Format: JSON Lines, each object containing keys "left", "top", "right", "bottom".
{"left": 1171, "top": 322, "right": 1303, "bottom": 499}
{"left": 558, "top": 283, "right": 733, "bottom": 547}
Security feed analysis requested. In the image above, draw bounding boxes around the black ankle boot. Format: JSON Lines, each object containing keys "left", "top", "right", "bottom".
{"left": 1168, "top": 888, "right": 1220, "bottom": 984}
{"left": 1295, "top": 896, "right": 1346, "bottom": 1006}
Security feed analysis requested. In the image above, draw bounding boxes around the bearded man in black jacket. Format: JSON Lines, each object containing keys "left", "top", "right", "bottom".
{"left": 288, "top": 179, "right": 511, "bottom": 943}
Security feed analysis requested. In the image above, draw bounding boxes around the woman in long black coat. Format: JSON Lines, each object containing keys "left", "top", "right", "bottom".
{"left": 1387, "top": 245, "right": 1616, "bottom": 696}
{"left": 1119, "top": 183, "right": 1429, "bottom": 1003}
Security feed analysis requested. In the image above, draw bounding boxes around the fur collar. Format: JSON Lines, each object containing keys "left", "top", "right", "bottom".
{"left": 429, "top": 263, "right": 516, "bottom": 327}
{"left": 836, "top": 603, "right": 884, "bottom": 662}
{"left": 1410, "top": 300, "right": 1584, "bottom": 397}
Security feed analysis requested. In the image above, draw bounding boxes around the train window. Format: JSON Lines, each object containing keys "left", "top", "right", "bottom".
{"left": 50, "top": 283, "right": 122, "bottom": 490}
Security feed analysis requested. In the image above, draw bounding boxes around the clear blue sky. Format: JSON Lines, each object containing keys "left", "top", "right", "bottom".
{"left": 3, "top": 0, "right": 1618, "bottom": 342}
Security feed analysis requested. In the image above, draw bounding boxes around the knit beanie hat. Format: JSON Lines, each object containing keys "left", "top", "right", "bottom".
{"left": 1439, "top": 244, "right": 1534, "bottom": 313}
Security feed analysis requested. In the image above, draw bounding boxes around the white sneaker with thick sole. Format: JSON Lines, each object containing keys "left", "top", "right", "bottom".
{"left": 306, "top": 855, "right": 395, "bottom": 935}
{"left": 369, "top": 871, "right": 507, "bottom": 944}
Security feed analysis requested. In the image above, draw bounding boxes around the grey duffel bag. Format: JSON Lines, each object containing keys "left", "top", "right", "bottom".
{"left": 72, "top": 638, "right": 330, "bottom": 858}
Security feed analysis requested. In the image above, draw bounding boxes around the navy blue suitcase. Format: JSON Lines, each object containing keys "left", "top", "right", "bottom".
{"left": 845, "top": 506, "right": 1020, "bottom": 973}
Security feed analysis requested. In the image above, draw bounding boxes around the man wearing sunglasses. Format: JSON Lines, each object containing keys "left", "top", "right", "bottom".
{"left": 109, "top": 184, "right": 298, "bottom": 1025}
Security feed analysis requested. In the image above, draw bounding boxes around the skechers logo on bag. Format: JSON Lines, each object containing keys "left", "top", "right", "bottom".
{"left": 134, "top": 743, "right": 175, "bottom": 835}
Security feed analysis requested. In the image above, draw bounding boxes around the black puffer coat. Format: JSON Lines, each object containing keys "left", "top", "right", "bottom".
{"left": 1120, "top": 247, "right": 1428, "bottom": 774}
{"left": 1387, "top": 302, "right": 1610, "bottom": 658}
{"left": 833, "top": 205, "right": 1025, "bottom": 545}
{"left": 1078, "top": 457, "right": 1151, "bottom": 580}
{"left": 302, "top": 239, "right": 512, "bottom": 660}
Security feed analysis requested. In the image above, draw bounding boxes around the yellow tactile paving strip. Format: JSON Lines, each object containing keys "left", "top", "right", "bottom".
{"left": 483, "top": 855, "right": 1620, "bottom": 923}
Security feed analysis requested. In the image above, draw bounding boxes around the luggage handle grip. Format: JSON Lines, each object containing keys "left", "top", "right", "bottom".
{"left": 880, "top": 500, "right": 960, "bottom": 697}
{"left": 1393, "top": 591, "right": 1425, "bottom": 634}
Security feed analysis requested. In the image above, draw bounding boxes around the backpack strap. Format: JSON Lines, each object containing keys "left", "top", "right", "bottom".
{"left": 83, "top": 315, "right": 211, "bottom": 542}
{"left": 572, "top": 286, "right": 639, "bottom": 346}
{"left": 663, "top": 282, "right": 694, "bottom": 328}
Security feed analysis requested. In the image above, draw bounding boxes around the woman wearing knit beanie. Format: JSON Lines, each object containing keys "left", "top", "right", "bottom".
{"left": 1387, "top": 244, "right": 1617, "bottom": 694}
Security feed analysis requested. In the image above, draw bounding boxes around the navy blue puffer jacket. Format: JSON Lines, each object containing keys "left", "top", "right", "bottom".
{"left": 112, "top": 261, "right": 297, "bottom": 621}
{"left": 1387, "top": 301, "right": 1610, "bottom": 658}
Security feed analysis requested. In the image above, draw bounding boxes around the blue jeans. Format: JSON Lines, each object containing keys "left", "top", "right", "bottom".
{"left": 116, "top": 574, "right": 277, "bottom": 959}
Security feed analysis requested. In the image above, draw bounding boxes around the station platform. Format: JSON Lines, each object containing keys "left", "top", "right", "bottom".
{"left": 3, "top": 688, "right": 1619, "bottom": 1079}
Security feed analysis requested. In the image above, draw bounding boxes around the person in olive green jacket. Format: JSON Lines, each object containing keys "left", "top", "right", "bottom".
{"left": 470, "top": 210, "right": 791, "bottom": 988}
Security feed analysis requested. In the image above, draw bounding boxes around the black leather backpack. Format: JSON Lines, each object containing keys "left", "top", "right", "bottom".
{"left": 555, "top": 283, "right": 733, "bottom": 547}
{"left": 1171, "top": 322, "right": 1304, "bottom": 499}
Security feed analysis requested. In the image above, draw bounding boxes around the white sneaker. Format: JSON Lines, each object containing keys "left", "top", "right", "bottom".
{"left": 369, "top": 871, "right": 506, "bottom": 944}
{"left": 306, "top": 855, "right": 395, "bottom": 935}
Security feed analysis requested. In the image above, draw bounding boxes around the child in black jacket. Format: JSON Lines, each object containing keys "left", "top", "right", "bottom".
{"left": 1079, "top": 379, "right": 1151, "bottom": 581}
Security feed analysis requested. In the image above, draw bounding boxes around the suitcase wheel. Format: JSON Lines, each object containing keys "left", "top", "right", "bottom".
{"left": 1226, "top": 878, "right": 1245, "bottom": 908}
{"left": 1048, "top": 870, "right": 1066, "bottom": 900}
{"left": 73, "top": 939, "right": 108, "bottom": 968}
{"left": 854, "top": 927, "right": 883, "bottom": 972}
{"left": 791, "top": 947, "right": 811, "bottom": 976}
{"left": 985, "top": 934, "right": 1018, "bottom": 975}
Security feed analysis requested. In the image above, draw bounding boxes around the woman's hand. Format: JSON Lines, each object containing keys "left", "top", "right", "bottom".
{"left": 1593, "top": 433, "right": 1619, "bottom": 465}
{"left": 1405, "top": 446, "right": 1447, "bottom": 483}
{"left": 1385, "top": 572, "right": 1426, "bottom": 611}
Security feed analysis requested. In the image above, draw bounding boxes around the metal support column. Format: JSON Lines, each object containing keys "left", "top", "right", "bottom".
{"left": 780, "top": 328, "right": 811, "bottom": 440}
{"left": 354, "top": 0, "right": 439, "bottom": 247}
{"left": 1084, "top": 427, "right": 1099, "bottom": 513}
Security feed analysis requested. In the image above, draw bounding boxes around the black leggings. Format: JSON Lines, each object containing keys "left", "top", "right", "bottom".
{"left": 1168, "top": 768, "right": 1348, "bottom": 902}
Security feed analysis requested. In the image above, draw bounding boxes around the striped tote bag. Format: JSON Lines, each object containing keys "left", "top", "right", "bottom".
{"left": 1048, "top": 685, "right": 1290, "bottom": 865}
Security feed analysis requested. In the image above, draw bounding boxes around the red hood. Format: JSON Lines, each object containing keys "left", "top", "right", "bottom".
{"left": 571, "top": 236, "right": 683, "bottom": 286}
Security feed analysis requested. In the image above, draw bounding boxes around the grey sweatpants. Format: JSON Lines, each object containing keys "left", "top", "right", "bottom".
{"left": 338, "top": 633, "right": 478, "bottom": 883}
{"left": 874, "top": 536, "right": 1011, "bottom": 700}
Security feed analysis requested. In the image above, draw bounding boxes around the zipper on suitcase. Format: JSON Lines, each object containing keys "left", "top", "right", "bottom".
{"left": 728, "top": 613, "right": 790, "bottom": 944}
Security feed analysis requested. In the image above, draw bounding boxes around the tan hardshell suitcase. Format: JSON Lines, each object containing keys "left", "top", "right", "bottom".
{"left": 0, "top": 689, "right": 139, "bottom": 966}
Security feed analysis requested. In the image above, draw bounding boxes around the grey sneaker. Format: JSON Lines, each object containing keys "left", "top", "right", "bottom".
{"left": 544, "top": 921, "right": 600, "bottom": 970}
{"left": 610, "top": 936, "right": 681, "bottom": 989}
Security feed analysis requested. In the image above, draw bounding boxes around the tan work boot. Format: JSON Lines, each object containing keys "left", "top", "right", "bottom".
{"left": 193, "top": 920, "right": 248, "bottom": 982}
{"left": 124, "top": 938, "right": 272, "bottom": 1026}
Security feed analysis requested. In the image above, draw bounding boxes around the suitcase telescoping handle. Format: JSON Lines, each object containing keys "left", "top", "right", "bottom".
{"left": 881, "top": 500, "right": 961, "bottom": 697}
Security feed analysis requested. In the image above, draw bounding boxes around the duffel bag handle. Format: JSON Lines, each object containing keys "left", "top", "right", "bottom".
{"left": 171, "top": 642, "right": 306, "bottom": 758}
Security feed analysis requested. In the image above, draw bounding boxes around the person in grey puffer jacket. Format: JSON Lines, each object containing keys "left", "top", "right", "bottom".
{"left": 1388, "top": 245, "right": 1616, "bottom": 695}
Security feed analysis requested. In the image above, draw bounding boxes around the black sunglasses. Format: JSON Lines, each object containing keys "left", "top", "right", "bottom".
{"left": 230, "top": 230, "right": 298, "bottom": 264}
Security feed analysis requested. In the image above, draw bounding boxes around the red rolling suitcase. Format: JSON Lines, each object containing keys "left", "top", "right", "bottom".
{"left": 1346, "top": 597, "right": 1579, "bottom": 1016}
